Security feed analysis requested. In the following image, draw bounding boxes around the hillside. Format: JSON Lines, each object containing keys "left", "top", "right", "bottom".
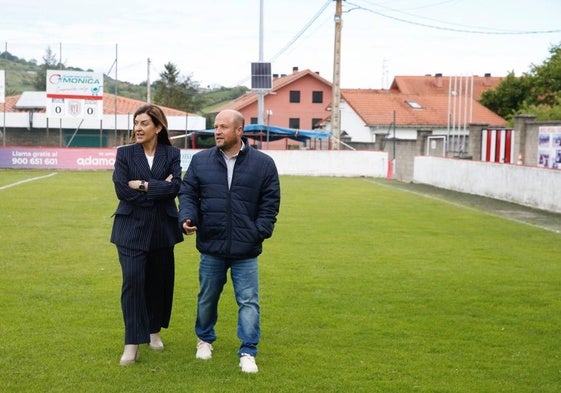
{"left": 0, "top": 51, "right": 246, "bottom": 114}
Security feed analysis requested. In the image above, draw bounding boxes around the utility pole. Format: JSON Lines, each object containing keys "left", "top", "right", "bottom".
{"left": 331, "top": 0, "right": 343, "bottom": 149}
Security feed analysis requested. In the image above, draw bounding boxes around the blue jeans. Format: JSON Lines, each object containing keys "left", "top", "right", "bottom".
{"left": 195, "top": 253, "right": 260, "bottom": 357}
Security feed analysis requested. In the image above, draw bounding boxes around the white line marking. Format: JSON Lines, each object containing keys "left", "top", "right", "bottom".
{"left": 0, "top": 172, "right": 58, "bottom": 190}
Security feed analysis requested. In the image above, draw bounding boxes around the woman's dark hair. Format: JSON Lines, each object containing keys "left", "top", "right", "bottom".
{"left": 132, "top": 104, "right": 172, "bottom": 145}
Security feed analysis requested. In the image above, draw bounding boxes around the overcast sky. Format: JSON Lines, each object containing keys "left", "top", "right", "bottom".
{"left": 1, "top": 0, "right": 560, "bottom": 89}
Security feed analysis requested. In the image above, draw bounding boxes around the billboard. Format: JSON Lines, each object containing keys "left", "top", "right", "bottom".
{"left": 537, "top": 126, "right": 561, "bottom": 169}
{"left": 46, "top": 70, "right": 103, "bottom": 120}
{"left": 0, "top": 147, "right": 198, "bottom": 171}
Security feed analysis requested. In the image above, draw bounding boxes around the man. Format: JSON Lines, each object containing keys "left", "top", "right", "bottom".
{"left": 178, "top": 109, "right": 280, "bottom": 373}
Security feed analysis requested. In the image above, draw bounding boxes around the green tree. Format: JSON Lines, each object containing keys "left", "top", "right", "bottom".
{"left": 33, "top": 47, "right": 63, "bottom": 91}
{"left": 479, "top": 72, "right": 533, "bottom": 119}
{"left": 518, "top": 96, "right": 561, "bottom": 121}
{"left": 153, "top": 62, "right": 202, "bottom": 113}
{"left": 480, "top": 42, "right": 561, "bottom": 122}
{"left": 527, "top": 43, "right": 561, "bottom": 107}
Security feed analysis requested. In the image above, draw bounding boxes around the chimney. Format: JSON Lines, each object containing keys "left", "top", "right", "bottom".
{"left": 484, "top": 73, "right": 491, "bottom": 86}
{"left": 435, "top": 73, "right": 443, "bottom": 88}
{"left": 292, "top": 66, "right": 299, "bottom": 73}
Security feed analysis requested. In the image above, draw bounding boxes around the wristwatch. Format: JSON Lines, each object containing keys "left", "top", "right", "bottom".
{"left": 139, "top": 180, "right": 146, "bottom": 191}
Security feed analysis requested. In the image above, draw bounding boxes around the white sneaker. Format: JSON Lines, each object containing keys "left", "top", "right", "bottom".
{"left": 196, "top": 339, "right": 213, "bottom": 360}
{"left": 239, "top": 353, "right": 258, "bottom": 373}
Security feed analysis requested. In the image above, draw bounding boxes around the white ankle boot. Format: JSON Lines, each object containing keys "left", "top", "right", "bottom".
{"left": 119, "top": 344, "right": 139, "bottom": 366}
{"left": 149, "top": 333, "right": 164, "bottom": 351}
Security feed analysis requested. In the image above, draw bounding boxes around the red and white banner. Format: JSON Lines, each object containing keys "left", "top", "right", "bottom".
{"left": 481, "top": 129, "right": 514, "bottom": 164}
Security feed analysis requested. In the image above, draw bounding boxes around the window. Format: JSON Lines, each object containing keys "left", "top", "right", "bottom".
{"left": 289, "top": 90, "right": 301, "bottom": 103}
{"left": 312, "top": 91, "right": 323, "bottom": 103}
{"left": 312, "top": 118, "right": 323, "bottom": 129}
{"left": 289, "top": 118, "right": 300, "bottom": 129}
{"left": 250, "top": 117, "right": 258, "bottom": 124}
{"left": 405, "top": 100, "right": 423, "bottom": 109}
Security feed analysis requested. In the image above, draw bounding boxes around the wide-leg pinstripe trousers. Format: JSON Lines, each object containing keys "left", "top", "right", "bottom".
{"left": 117, "top": 246, "right": 175, "bottom": 344}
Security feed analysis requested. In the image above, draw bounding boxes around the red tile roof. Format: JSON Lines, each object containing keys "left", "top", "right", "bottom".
{"left": 101, "top": 93, "right": 190, "bottom": 115}
{"left": 341, "top": 89, "right": 506, "bottom": 127}
{"left": 340, "top": 74, "right": 506, "bottom": 128}
{"left": 2, "top": 92, "right": 190, "bottom": 116}
{"left": 390, "top": 75, "right": 502, "bottom": 100}
{"left": 1, "top": 95, "right": 20, "bottom": 112}
{"left": 215, "top": 68, "right": 332, "bottom": 112}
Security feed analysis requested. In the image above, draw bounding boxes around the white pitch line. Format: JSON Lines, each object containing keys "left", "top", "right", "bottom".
{"left": 0, "top": 172, "right": 58, "bottom": 190}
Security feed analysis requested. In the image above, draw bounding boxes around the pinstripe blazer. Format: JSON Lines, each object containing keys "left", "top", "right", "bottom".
{"left": 110, "top": 142, "right": 184, "bottom": 251}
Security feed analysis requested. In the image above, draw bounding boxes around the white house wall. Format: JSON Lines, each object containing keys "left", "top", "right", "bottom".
{"left": 340, "top": 100, "right": 375, "bottom": 143}
{"left": 0, "top": 112, "right": 206, "bottom": 131}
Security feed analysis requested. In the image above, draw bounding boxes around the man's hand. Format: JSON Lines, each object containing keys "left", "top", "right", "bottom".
{"left": 182, "top": 219, "right": 198, "bottom": 235}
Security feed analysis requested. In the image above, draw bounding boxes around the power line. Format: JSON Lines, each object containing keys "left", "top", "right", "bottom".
{"left": 269, "top": 0, "right": 332, "bottom": 63}
{"left": 234, "top": 0, "right": 332, "bottom": 86}
{"left": 346, "top": 0, "right": 561, "bottom": 35}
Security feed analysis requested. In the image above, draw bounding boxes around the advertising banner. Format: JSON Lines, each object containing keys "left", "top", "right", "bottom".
{"left": 0, "top": 147, "right": 116, "bottom": 170}
{"left": 481, "top": 128, "right": 514, "bottom": 164}
{"left": 537, "top": 126, "right": 561, "bottom": 169}
{"left": 46, "top": 70, "right": 103, "bottom": 120}
{"left": 0, "top": 147, "right": 199, "bottom": 171}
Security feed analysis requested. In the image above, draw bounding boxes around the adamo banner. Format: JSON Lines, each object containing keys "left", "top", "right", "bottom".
{"left": 0, "top": 147, "right": 116, "bottom": 170}
{"left": 0, "top": 147, "right": 198, "bottom": 171}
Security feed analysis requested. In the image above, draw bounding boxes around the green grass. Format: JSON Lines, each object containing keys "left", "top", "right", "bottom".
{"left": 1, "top": 170, "right": 560, "bottom": 392}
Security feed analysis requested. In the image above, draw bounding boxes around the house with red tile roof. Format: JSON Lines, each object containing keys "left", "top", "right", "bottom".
{"left": 213, "top": 69, "right": 506, "bottom": 151}
{"left": 214, "top": 67, "right": 333, "bottom": 149}
{"left": 333, "top": 74, "right": 508, "bottom": 180}
{"left": 337, "top": 73, "right": 506, "bottom": 148}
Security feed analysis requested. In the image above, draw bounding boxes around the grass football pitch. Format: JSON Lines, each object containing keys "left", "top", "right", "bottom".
{"left": 1, "top": 170, "right": 560, "bottom": 392}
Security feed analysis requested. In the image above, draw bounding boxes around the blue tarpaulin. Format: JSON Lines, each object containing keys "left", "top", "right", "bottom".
{"left": 198, "top": 124, "right": 331, "bottom": 142}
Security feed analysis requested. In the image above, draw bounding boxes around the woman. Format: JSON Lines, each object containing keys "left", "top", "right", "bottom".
{"left": 110, "top": 104, "right": 183, "bottom": 366}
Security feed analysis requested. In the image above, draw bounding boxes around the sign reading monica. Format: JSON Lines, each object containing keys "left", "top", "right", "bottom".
{"left": 46, "top": 70, "right": 103, "bottom": 120}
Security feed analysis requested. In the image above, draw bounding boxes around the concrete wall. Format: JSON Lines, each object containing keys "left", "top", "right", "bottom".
{"left": 0, "top": 146, "right": 390, "bottom": 178}
{"left": 181, "top": 149, "right": 389, "bottom": 178}
{"left": 264, "top": 150, "right": 388, "bottom": 177}
{"left": 413, "top": 156, "right": 561, "bottom": 213}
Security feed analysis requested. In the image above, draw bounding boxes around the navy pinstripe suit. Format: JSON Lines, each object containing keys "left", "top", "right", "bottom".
{"left": 110, "top": 142, "right": 184, "bottom": 344}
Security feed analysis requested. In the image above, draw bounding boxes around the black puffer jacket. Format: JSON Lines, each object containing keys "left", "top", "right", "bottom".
{"left": 178, "top": 140, "right": 280, "bottom": 259}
